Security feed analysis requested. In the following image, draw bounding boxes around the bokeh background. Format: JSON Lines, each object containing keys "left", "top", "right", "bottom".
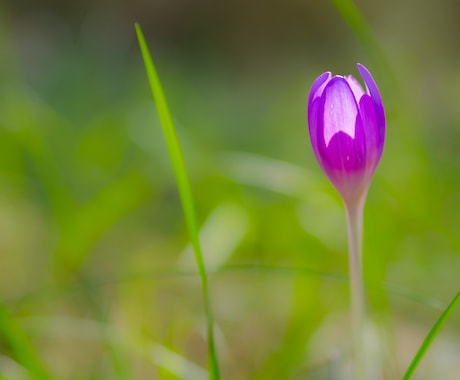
{"left": 1, "top": 0, "right": 460, "bottom": 379}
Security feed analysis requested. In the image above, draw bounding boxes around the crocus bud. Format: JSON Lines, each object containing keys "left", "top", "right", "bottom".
{"left": 307, "top": 63, "right": 385, "bottom": 205}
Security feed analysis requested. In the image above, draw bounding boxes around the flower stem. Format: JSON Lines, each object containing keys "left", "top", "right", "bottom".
{"left": 345, "top": 197, "right": 366, "bottom": 380}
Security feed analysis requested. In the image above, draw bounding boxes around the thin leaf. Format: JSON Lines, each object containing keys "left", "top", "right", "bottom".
{"left": 0, "top": 303, "right": 53, "bottom": 380}
{"left": 134, "top": 23, "right": 220, "bottom": 380}
{"left": 330, "top": 0, "right": 397, "bottom": 92}
{"left": 402, "top": 291, "right": 460, "bottom": 379}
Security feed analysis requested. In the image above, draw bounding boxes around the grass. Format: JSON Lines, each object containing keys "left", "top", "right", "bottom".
{"left": 0, "top": 303, "right": 52, "bottom": 380}
{"left": 0, "top": 0, "right": 459, "bottom": 378}
{"left": 402, "top": 291, "right": 460, "bottom": 379}
{"left": 135, "top": 24, "right": 220, "bottom": 379}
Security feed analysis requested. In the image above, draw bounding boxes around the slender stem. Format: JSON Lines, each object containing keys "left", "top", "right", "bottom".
{"left": 345, "top": 197, "right": 366, "bottom": 380}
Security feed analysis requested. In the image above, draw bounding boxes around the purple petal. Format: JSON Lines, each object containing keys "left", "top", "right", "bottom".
{"left": 308, "top": 96, "right": 322, "bottom": 166}
{"left": 324, "top": 131, "right": 366, "bottom": 172}
{"left": 308, "top": 72, "right": 331, "bottom": 164}
{"left": 358, "top": 94, "right": 381, "bottom": 168}
{"left": 321, "top": 77, "right": 359, "bottom": 147}
{"left": 316, "top": 77, "right": 366, "bottom": 175}
{"left": 345, "top": 75, "right": 365, "bottom": 100}
{"left": 323, "top": 132, "right": 366, "bottom": 201}
{"left": 357, "top": 63, "right": 385, "bottom": 143}
{"left": 308, "top": 72, "right": 331, "bottom": 108}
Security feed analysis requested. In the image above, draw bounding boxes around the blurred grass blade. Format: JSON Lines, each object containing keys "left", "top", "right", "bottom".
{"left": 0, "top": 304, "right": 52, "bottom": 380}
{"left": 402, "top": 291, "right": 460, "bottom": 380}
{"left": 179, "top": 202, "right": 249, "bottom": 271}
{"left": 330, "top": 0, "right": 379, "bottom": 56}
{"left": 151, "top": 344, "right": 208, "bottom": 380}
{"left": 330, "top": 0, "right": 396, "bottom": 90}
{"left": 134, "top": 23, "right": 220, "bottom": 380}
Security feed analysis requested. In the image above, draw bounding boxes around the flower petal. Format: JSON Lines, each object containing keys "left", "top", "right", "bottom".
{"left": 316, "top": 77, "right": 366, "bottom": 175}
{"left": 357, "top": 63, "right": 385, "bottom": 143}
{"left": 358, "top": 94, "right": 381, "bottom": 168}
{"left": 308, "top": 96, "right": 323, "bottom": 166}
{"left": 308, "top": 71, "right": 331, "bottom": 108}
{"left": 345, "top": 75, "right": 365, "bottom": 100}
{"left": 324, "top": 130, "right": 366, "bottom": 172}
{"left": 323, "top": 131, "right": 367, "bottom": 201}
{"left": 308, "top": 72, "right": 331, "bottom": 165}
{"left": 321, "top": 77, "right": 359, "bottom": 146}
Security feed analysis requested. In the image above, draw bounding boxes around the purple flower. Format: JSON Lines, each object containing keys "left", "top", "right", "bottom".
{"left": 307, "top": 63, "right": 385, "bottom": 204}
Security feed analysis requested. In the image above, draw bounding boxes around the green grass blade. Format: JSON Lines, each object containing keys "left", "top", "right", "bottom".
{"left": 330, "top": 0, "right": 397, "bottom": 90}
{"left": 402, "top": 291, "right": 460, "bottom": 380}
{"left": 134, "top": 23, "right": 220, "bottom": 380}
{"left": 0, "top": 303, "right": 53, "bottom": 380}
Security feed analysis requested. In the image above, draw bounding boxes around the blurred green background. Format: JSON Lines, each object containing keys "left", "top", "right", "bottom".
{"left": 0, "top": 0, "right": 459, "bottom": 379}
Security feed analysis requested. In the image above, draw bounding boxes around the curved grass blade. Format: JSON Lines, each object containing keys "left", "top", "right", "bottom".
{"left": 330, "top": 0, "right": 397, "bottom": 91}
{"left": 134, "top": 23, "right": 220, "bottom": 380}
{"left": 402, "top": 291, "right": 460, "bottom": 379}
{"left": 0, "top": 303, "right": 53, "bottom": 380}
